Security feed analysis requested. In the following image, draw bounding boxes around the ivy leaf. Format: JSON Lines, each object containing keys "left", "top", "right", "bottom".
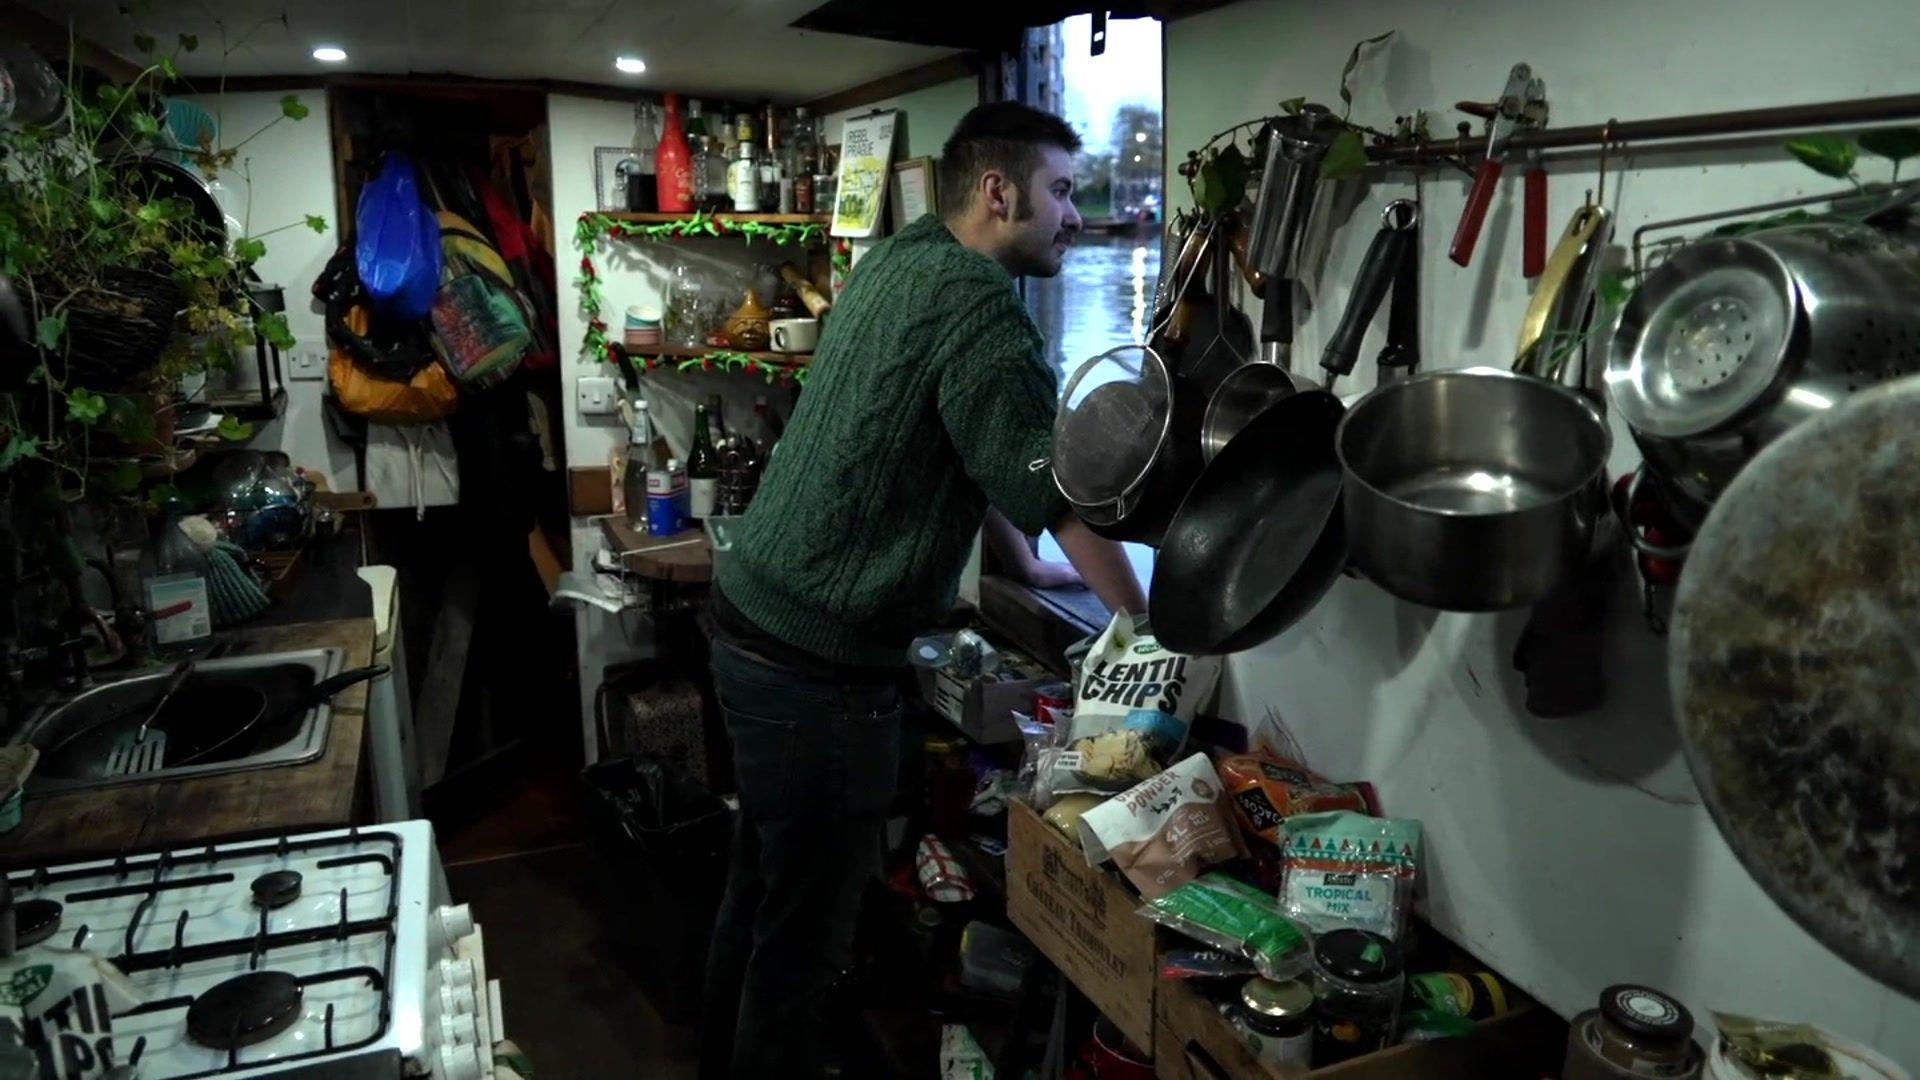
{"left": 0, "top": 436, "right": 43, "bottom": 471}
{"left": 258, "top": 311, "right": 295, "bottom": 351}
{"left": 279, "top": 94, "right": 310, "bottom": 121}
{"left": 34, "top": 314, "right": 66, "bottom": 351}
{"left": 157, "top": 55, "right": 178, "bottom": 79}
{"left": 99, "top": 460, "right": 143, "bottom": 495}
{"left": 1784, "top": 136, "right": 1857, "bottom": 179}
{"left": 130, "top": 111, "right": 160, "bottom": 138}
{"left": 104, "top": 396, "right": 157, "bottom": 443}
{"left": 1213, "top": 143, "right": 1249, "bottom": 209}
{"left": 25, "top": 366, "right": 44, "bottom": 384}
{"left": 132, "top": 31, "right": 156, "bottom": 54}
{"left": 1598, "top": 269, "right": 1637, "bottom": 308}
{"left": 1339, "top": 30, "right": 1394, "bottom": 115}
{"left": 1279, "top": 97, "right": 1306, "bottom": 116}
{"left": 178, "top": 32, "right": 199, "bottom": 52}
{"left": 1320, "top": 129, "right": 1370, "bottom": 180}
{"left": 216, "top": 415, "right": 254, "bottom": 442}
{"left": 304, "top": 214, "right": 329, "bottom": 234}
{"left": 67, "top": 389, "right": 108, "bottom": 425}
{"left": 233, "top": 236, "right": 267, "bottom": 264}
{"left": 89, "top": 196, "right": 117, "bottom": 223}
{"left": 1860, "top": 128, "right": 1920, "bottom": 164}
{"left": 97, "top": 84, "right": 124, "bottom": 108}
{"left": 1191, "top": 159, "right": 1222, "bottom": 213}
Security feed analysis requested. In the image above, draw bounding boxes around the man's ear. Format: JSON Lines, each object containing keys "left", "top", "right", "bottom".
{"left": 980, "top": 170, "right": 1012, "bottom": 222}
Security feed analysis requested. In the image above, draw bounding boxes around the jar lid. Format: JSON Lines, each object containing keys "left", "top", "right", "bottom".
{"left": 1314, "top": 929, "right": 1403, "bottom": 984}
{"left": 1241, "top": 977, "right": 1313, "bottom": 1019}
{"left": 1599, "top": 984, "right": 1693, "bottom": 1043}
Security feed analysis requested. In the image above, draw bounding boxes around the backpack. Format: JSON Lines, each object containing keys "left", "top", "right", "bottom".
{"left": 328, "top": 303, "right": 460, "bottom": 424}
{"left": 427, "top": 211, "right": 531, "bottom": 389}
{"left": 314, "top": 246, "right": 434, "bottom": 382}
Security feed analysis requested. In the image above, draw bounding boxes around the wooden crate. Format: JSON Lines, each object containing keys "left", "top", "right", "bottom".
{"left": 1155, "top": 976, "right": 1564, "bottom": 1078}
{"left": 1006, "top": 798, "right": 1159, "bottom": 1054}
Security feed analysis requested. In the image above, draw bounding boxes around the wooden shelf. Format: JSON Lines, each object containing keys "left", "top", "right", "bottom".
{"left": 601, "top": 212, "right": 829, "bottom": 225}
{"left": 613, "top": 343, "right": 813, "bottom": 366}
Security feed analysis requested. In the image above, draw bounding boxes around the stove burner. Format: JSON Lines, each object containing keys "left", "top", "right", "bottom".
{"left": 186, "top": 971, "right": 303, "bottom": 1050}
{"left": 14, "top": 899, "right": 61, "bottom": 948}
{"left": 251, "top": 870, "right": 303, "bottom": 910}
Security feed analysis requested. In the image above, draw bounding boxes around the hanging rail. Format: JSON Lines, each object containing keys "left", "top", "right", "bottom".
{"left": 1371, "top": 92, "right": 1920, "bottom": 162}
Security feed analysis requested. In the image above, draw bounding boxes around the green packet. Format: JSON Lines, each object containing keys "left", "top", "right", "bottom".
{"left": 1136, "top": 872, "right": 1313, "bottom": 982}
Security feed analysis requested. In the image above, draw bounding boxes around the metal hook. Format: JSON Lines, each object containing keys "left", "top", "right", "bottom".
{"left": 1597, "top": 119, "right": 1617, "bottom": 208}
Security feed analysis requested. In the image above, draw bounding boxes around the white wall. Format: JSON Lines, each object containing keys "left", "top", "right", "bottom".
{"left": 185, "top": 90, "right": 352, "bottom": 485}
{"left": 1168, "top": 0, "right": 1920, "bottom": 1064}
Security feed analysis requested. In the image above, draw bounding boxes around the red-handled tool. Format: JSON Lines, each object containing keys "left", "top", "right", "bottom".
{"left": 1449, "top": 63, "right": 1547, "bottom": 267}
{"left": 1523, "top": 162, "right": 1548, "bottom": 276}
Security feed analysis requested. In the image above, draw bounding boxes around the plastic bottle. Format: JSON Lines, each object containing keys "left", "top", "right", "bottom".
{"left": 144, "top": 506, "right": 212, "bottom": 648}
{"left": 654, "top": 93, "right": 694, "bottom": 214}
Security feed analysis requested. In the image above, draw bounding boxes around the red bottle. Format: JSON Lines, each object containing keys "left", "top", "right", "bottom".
{"left": 655, "top": 93, "right": 694, "bottom": 214}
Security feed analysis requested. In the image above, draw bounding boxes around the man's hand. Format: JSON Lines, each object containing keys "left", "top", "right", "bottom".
{"left": 1050, "top": 514, "right": 1148, "bottom": 615}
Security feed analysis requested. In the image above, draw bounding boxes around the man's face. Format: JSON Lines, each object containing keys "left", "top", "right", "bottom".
{"left": 1003, "top": 146, "right": 1083, "bottom": 277}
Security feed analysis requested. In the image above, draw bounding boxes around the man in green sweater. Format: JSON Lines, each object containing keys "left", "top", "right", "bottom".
{"left": 702, "top": 102, "right": 1146, "bottom": 1075}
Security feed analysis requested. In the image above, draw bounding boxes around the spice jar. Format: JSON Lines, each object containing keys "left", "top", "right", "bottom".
{"left": 1233, "top": 977, "right": 1314, "bottom": 1069}
{"left": 1311, "top": 929, "right": 1403, "bottom": 1065}
{"left": 1562, "top": 984, "right": 1704, "bottom": 1079}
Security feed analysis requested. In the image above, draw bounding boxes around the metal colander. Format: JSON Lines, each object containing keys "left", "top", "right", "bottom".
{"left": 1052, "top": 344, "right": 1175, "bottom": 510}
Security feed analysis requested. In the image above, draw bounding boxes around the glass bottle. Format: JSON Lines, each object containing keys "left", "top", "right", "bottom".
{"left": 688, "top": 135, "right": 714, "bottom": 211}
{"left": 627, "top": 100, "right": 659, "bottom": 213}
{"left": 621, "top": 400, "right": 653, "bottom": 527}
{"left": 686, "top": 97, "right": 707, "bottom": 139}
{"left": 144, "top": 504, "right": 212, "bottom": 649}
{"left": 789, "top": 106, "right": 819, "bottom": 213}
{"left": 705, "top": 136, "right": 732, "bottom": 211}
{"left": 687, "top": 405, "right": 719, "bottom": 522}
{"left": 758, "top": 103, "right": 784, "bottom": 212}
{"left": 728, "top": 139, "right": 761, "bottom": 213}
{"left": 666, "top": 261, "right": 708, "bottom": 348}
{"left": 654, "top": 92, "right": 694, "bottom": 214}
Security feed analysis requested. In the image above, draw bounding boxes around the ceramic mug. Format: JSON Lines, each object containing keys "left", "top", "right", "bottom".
{"left": 770, "top": 318, "right": 820, "bottom": 354}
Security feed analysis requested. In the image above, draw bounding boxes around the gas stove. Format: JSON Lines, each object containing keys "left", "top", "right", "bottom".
{"left": 1, "top": 821, "right": 499, "bottom": 1079}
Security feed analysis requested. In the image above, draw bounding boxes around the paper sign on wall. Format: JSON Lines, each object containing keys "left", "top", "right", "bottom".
{"left": 831, "top": 110, "right": 899, "bottom": 238}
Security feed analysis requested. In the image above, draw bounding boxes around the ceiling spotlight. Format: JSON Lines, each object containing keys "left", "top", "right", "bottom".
{"left": 614, "top": 56, "right": 646, "bottom": 75}
{"left": 311, "top": 46, "right": 347, "bottom": 62}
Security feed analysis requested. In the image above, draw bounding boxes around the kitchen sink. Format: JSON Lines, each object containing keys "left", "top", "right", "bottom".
{"left": 14, "top": 647, "right": 347, "bottom": 795}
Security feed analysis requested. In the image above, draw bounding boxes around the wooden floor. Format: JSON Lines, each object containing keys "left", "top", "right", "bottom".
{"left": 438, "top": 756, "right": 702, "bottom": 1078}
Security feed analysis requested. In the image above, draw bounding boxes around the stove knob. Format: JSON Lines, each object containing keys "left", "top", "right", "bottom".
{"left": 439, "top": 956, "right": 477, "bottom": 990}
{"left": 436, "top": 903, "right": 475, "bottom": 941}
{"left": 440, "top": 1009, "right": 480, "bottom": 1047}
{"left": 440, "top": 981, "right": 477, "bottom": 1020}
{"left": 436, "top": 1039, "right": 483, "bottom": 1080}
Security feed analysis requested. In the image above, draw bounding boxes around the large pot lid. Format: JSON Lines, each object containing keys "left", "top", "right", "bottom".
{"left": 1606, "top": 237, "right": 1799, "bottom": 438}
{"left": 1670, "top": 375, "right": 1920, "bottom": 996}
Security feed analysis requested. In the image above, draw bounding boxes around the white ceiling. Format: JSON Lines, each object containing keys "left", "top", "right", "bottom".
{"left": 32, "top": 0, "right": 958, "bottom": 100}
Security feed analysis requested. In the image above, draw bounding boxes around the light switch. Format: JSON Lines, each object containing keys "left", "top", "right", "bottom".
{"left": 576, "top": 376, "right": 619, "bottom": 416}
{"left": 287, "top": 345, "right": 327, "bottom": 381}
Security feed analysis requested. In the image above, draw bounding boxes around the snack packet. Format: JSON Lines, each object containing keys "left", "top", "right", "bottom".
{"left": 1137, "top": 872, "right": 1313, "bottom": 982}
{"left": 1278, "top": 810, "right": 1421, "bottom": 940}
{"left": 1216, "top": 751, "right": 1375, "bottom": 846}
{"left": 1044, "top": 613, "right": 1221, "bottom": 797}
{"left": 0, "top": 944, "right": 146, "bottom": 1079}
{"left": 1076, "top": 753, "right": 1248, "bottom": 899}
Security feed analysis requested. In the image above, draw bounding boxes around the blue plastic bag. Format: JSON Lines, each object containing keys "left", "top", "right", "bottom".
{"left": 355, "top": 153, "right": 441, "bottom": 320}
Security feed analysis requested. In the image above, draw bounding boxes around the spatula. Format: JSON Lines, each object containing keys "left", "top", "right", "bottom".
{"left": 105, "top": 660, "right": 193, "bottom": 777}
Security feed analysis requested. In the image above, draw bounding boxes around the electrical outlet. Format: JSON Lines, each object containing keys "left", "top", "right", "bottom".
{"left": 287, "top": 345, "right": 327, "bottom": 381}
{"left": 576, "top": 376, "right": 620, "bottom": 416}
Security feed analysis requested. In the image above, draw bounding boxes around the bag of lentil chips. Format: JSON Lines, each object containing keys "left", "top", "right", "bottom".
{"left": 1043, "top": 612, "right": 1221, "bottom": 798}
{"left": 1278, "top": 810, "right": 1421, "bottom": 941}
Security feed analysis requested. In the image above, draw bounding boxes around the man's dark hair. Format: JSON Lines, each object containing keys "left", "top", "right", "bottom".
{"left": 939, "top": 102, "right": 1082, "bottom": 219}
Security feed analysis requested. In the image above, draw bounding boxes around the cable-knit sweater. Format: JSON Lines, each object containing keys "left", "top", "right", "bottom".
{"left": 717, "top": 214, "right": 1066, "bottom": 666}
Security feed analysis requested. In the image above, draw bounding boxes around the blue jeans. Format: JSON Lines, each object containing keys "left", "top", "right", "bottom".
{"left": 700, "top": 641, "right": 902, "bottom": 1078}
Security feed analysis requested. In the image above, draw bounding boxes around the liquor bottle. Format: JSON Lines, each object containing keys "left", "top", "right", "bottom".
{"left": 620, "top": 400, "right": 653, "bottom": 527}
{"left": 728, "top": 139, "right": 761, "bottom": 213}
{"left": 688, "top": 405, "right": 719, "bottom": 521}
{"left": 789, "top": 106, "right": 818, "bottom": 214}
{"left": 759, "top": 103, "right": 784, "bottom": 212}
{"left": 628, "top": 100, "right": 659, "bottom": 213}
{"left": 655, "top": 92, "right": 694, "bottom": 214}
{"left": 686, "top": 97, "right": 708, "bottom": 139}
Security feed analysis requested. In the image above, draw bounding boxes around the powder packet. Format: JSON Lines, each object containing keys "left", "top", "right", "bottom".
{"left": 1045, "top": 613, "right": 1222, "bottom": 798}
{"left": 1278, "top": 810, "right": 1421, "bottom": 941}
{"left": 1137, "top": 872, "right": 1313, "bottom": 982}
{"left": 1076, "top": 753, "right": 1248, "bottom": 900}
{"left": 1216, "top": 751, "right": 1376, "bottom": 846}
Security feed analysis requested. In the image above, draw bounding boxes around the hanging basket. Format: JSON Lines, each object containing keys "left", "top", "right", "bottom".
{"left": 44, "top": 267, "right": 184, "bottom": 390}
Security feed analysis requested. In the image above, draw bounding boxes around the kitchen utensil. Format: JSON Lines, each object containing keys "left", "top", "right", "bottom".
{"left": 1607, "top": 221, "right": 1920, "bottom": 528}
{"left": 104, "top": 660, "right": 193, "bottom": 777}
{"left": 1321, "top": 201, "right": 1420, "bottom": 388}
{"left": 1336, "top": 367, "right": 1611, "bottom": 611}
{"left": 769, "top": 317, "right": 818, "bottom": 352}
{"left": 1171, "top": 224, "right": 1255, "bottom": 397}
{"left": 1052, "top": 344, "right": 1206, "bottom": 546}
{"left": 170, "top": 664, "right": 387, "bottom": 769}
{"left": 1449, "top": 63, "right": 1546, "bottom": 267}
{"left": 1670, "top": 377, "right": 1920, "bottom": 997}
{"left": 1514, "top": 204, "right": 1613, "bottom": 383}
{"left": 1150, "top": 390, "right": 1348, "bottom": 655}
{"left": 1376, "top": 203, "right": 1422, "bottom": 384}
{"left": 1200, "top": 357, "right": 1303, "bottom": 463}
{"left": 1246, "top": 107, "right": 1336, "bottom": 283}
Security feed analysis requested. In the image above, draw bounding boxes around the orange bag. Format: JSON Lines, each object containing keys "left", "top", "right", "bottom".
{"left": 1216, "top": 751, "right": 1376, "bottom": 847}
{"left": 328, "top": 305, "right": 459, "bottom": 423}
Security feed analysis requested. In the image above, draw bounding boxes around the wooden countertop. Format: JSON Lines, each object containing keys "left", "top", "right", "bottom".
{"left": 0, "top": 618, "right": 376, "bottom": 863}
{"left": 599, "top": 518, "right": 713, "bottom": 583}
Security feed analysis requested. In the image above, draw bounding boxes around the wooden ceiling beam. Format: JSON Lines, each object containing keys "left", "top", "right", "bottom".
{"left": 0, "top": 1, "right": 142, "bottom": 83}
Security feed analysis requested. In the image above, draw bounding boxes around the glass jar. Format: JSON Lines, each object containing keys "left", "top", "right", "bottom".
{"left": 665, "top": 262, "right": 709, "bottom": 349}
{"left": 1310, "top": 929, "right": 1403, "bottom": 1065}
{"left": 1233, "top": 977, "right": 1314, "bottom": 1069}
{"left": 1563, "top": 984, "right": 1704, "bottom": 1079}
